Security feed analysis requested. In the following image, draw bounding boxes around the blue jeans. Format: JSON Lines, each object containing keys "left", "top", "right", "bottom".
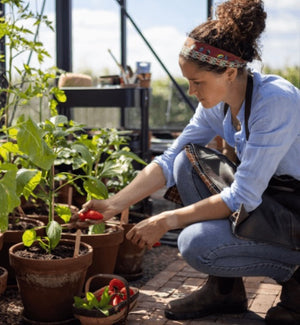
{"left": 173, "top": 150, "right": 300, "bottom": 282}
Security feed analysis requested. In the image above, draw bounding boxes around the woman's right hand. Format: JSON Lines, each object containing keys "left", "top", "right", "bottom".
{"left": 69, "top": 198, "right": 119, "bottom": 228}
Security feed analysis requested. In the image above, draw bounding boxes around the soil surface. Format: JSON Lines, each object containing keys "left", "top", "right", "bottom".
{"left": 13, "top": 244, "right": 89, "bottom": 260}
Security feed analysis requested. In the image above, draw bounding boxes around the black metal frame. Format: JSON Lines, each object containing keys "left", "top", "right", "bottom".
{"left": 55, "top": 1, "right": 214, "bottom": 112}
{"left": 56, "top": 0, "right": 72, "bottom": 72}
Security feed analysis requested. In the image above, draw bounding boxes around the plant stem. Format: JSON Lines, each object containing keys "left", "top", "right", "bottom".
{"left": 9, "top": 0, "right": 47, "bottom": 125}
{"left": 48, "top": 164, "right": 55, "bottom": 223}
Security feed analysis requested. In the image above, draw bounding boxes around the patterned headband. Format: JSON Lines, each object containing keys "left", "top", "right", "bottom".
{"left": 180, "top": 37, "right": 247, "bottom": 69}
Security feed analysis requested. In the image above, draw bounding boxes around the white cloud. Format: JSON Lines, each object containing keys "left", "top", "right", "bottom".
{"left": 70, "top": 2, "right": 299, "bottom": 79}
{"left": 264, "top": 0, "right": 300, "bottom": 11}
{"left": 13, "top": 3, "right": 299, "bottom": 80}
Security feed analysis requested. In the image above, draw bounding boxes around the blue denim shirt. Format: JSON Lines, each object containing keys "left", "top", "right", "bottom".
{"left": 154, "top": 71, "right": 300, "bottom": 212}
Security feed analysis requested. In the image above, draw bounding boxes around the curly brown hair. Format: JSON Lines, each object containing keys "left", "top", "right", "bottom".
{"left": 185, "top": 0, "right": 267, "bottom": 72}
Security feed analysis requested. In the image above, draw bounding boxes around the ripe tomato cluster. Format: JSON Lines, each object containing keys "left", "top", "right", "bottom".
{"left": 95, "top": 278, "right": 134, "bottom": 307}
{"left": 79, "top": 210, "right": 104, "bottom": 221}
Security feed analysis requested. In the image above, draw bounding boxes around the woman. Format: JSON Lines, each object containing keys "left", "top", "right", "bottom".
{"left": 77, "top": 0, "right": 300, "bottom": 323}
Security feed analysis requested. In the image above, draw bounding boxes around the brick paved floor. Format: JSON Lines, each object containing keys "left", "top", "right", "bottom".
{"left": 127, "top": 253, "right": 281, "bottom": 324}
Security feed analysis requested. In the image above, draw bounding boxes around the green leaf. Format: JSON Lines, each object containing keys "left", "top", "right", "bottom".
{"left": 83, "top": 177, "right": 108, "bottom": 200}
{"left": 55, "top": 204, "right": 71, "bottom": 223}
{"left": 88, "top": 223, "right": 105, "bottom": 235}
{"left": 37, "top": 237, "right": 50, "bottom": 252}
{"left": 17, "top": 117, "right": 56, "bottom": 170}
{"left": 22, "top": 229, "right": 37, "bottom": 247}
{"left": 16, "top": 168, "right": 42, "bottom": 199}
{"left": 86, "top": 292, "right": 99, "bottom": 309}
{"left": 71, "top": 143, "right": 93, "bottom": 173}
{"left": 73, "top": 296, "right": 92, "bottom": 310}
{"left": 98, "top": 286, "right": 111, "bottom": 309}
{"left": 0, "top": 142, "right": 21, "bottom": 161}
{"left": 0, "top": 164, "right": 20, "bottom": 231}
{"left": 50, "top": 115, "right": 68, "bottom": 126}
{"left": 111, "top": 150, "right": 147, "bottom": 165}
{"left": 46, "top": 220, "right": 62, "bottom": 250}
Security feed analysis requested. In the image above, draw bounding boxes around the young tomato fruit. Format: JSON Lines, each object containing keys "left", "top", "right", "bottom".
{"left": 79, "top": 210, "right": 104, "bottom": 221}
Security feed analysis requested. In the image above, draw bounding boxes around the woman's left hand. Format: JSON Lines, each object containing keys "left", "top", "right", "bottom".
{"left": 126, "top": 213, "right": 169, "bottom": 250}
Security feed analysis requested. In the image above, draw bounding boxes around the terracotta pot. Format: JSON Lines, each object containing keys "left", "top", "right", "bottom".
{"left": 114, "top": 223, "right": 146, "bottom": 280}
{"left": 62, "top": 225, "right": 124, "bottom": 291}
{"left": 9, "top": 239, "right": 93, "bottom": 324}
{"left": 0, "top": 217, "right": 44, "bottom": 285}
{"left": 0, "top": 266, "right": 8, "bottom": 295}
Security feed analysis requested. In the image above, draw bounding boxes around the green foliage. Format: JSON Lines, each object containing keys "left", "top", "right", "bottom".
{"left": 73, "top": 128, "right": 147, "bottom": 200}
{"left": 0, "top": 163, "right": 20, "bottom": 231}
{"left": 88, "top": 222, "right": 106, "bottom": 235}
{"left": 18, "top": 115, "right": 86, "bottom": 252}
{"left": 74, "top": 287, "right": 112, "bottom": 316}
{"left": 22, "top": 220, "right": 62, "bottom": 254}
{"left": 0, "top": 0, "right": 66, "bottom": 129}
{"left": 19, "top": 116, "right": 146, "bottom": 252}
{"left": 263, "top": 65, "right": 300, "bottom": 89}
{"left": 149, "top": 77, "right": 197, "bottom": 130}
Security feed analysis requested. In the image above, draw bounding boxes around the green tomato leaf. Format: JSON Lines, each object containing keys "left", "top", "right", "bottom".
{"left": 17, "top": 117, "right": 56, "bottom": 170}
{"left": 50, "top": 115, "right": 68, "bottom": 126}
{"left": 37, "top": 237, "right": 50, "bottom": 252}
{"left": 55, "top": 204, "right": 71, "bottom": 223}
{"left": 16, "top": 168, "right": 42, "bottom": 199}
{"left": 0, "top": 141, "right": 21, "bottom": 161}
{"left": 0, "top": 164, "right": 20, "bottom": 231}
{"left": 22, "top": 229, "right": 37, "bottom": 247}
{"left": 46, "top": 220, "right": 62, "bottom": 250}
{"left": 111, "top": 150, "right": 147, "bottom": 165}
{"left": 71, "top": 143, "right": 93, "bottom": 173}
{"left": 83, "top": 177, "right": 108, "bottom": 200}
{"left": 88, "top": 223, "right": 105, "bottom": 235}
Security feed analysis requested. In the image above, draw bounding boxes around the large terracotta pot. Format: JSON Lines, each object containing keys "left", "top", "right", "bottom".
{"left": 0, "top": 217, "right": 44, "bottom": 285}
{"left": 114, "top": 223, "right": 146, "bottom": 280}
{"left": 62, "top": 224, "right": 124, "bottom": 291}
{"left": 9, "top": 239, "right": 93, "bottom": 324}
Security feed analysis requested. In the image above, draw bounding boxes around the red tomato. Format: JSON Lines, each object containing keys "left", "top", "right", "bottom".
{"left": 120, "top": 287, "right": 134, "bottom": 300}
{"left": 79, "top": 210, "right": 104, "bottom": 221}
{"left": 112, "top": 295, "right": 122, "bottom": 306}
{"left": 109, "top": 278, "right": 125, "bottom": 292}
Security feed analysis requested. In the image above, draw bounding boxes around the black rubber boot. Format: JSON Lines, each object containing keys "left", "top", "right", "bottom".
{"left": 265, "top": 267, "right": 300, "bottom": 325}
{"left": 164, "top": 276, "right": 248, "bottom": 320}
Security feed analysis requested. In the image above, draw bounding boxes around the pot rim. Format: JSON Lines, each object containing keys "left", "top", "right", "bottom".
{"left": 9, "top": 239, "right": 93, "bottom": 262}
